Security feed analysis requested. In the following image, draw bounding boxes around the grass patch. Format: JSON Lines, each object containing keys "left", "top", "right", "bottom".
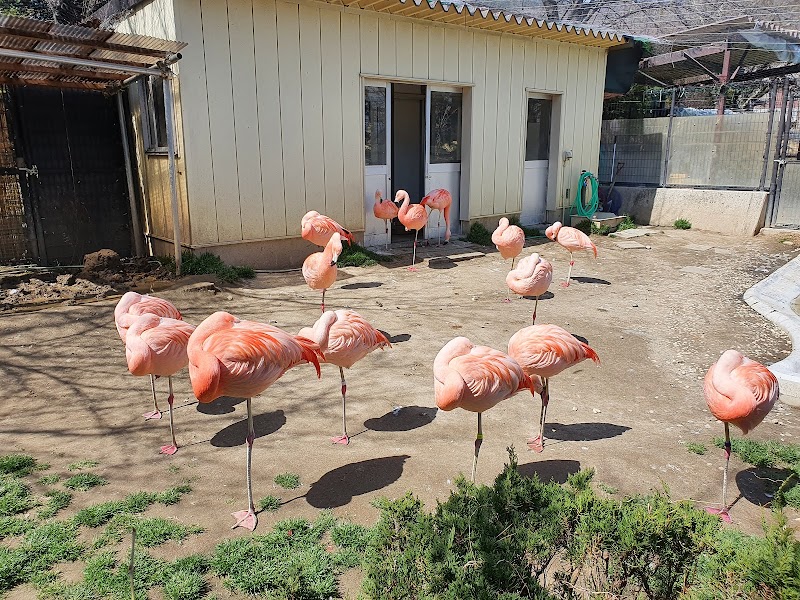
{"left": 591, "top": 222, "right": 613, "bottom": 235}
{"left": 674, "top": 218, "right": 692, "bottom": 230}
{"left": 161, "top": 251, "right": 256, "bottom": 283}
{"left": 0, "top": 516, "right": 35, "bottom": 540}
{"left": 597, "top": 483, "right": 618, "bottom": 495}
{"left": 331, "top": 522, "right": 372, "bottom": 568}
{"left": 72, "top": 485, "right": 192, "bottom": 528}
{"left": 168, "top": 465, "right": 181, "bottom": 474}
{"left": 67, "top": 459, "right": 99, "bottom": 471}
{"left": 63, "top": 473, "right": 107, "bottom": 492}
{"left": 39, "top": 475, "right": 60, "bottom": 486}
{"left": 258, "top": 495, "right": 281, "bottom": 512}
{"left": 686, "top": 442, "right": 707, "bottom": 455}
{"left": 616, "top": 215, "right": 636, "bottom": 231}
{"left": 274, "top": 473, "right": 300, "bottom": 490}
{"left": 465, "top": 222, "right": 492, "bottom": 246}
{"left": 337, "top": 242, "right": 390, "bottom": 267}
{"left": 163, "top": 569, "right": 207, "bottom": 600}
{"left": 95, "top": 514, "right": 203, "bottom": 549}
{"left": 0, "top": 455, "right": 38, "bottom": 477}
{"left": 0, "top": 475, "right": 35, "bottom": 517}
{"left": 0, "top": 521, "right": 83, "bottom": 592}
{"left": 38, "top": 491, "right": 72, "bottom": 520}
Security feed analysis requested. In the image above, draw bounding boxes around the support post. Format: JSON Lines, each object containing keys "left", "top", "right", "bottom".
{"left": 716, "top": 47, "right": 731, "bottom": 116}
{"left": 766, "top": 79, "right": 790, "bottom": 227}
{"left": 772, "top": 89, "right": 794, "bottom": 227}
{"left": 760, "top": 78, "right": 778, "bottom": 191}
{"left": 116, "top": 92, "right": 144, "bottom": 257}
{"left": 661, "top": 87, "right": 676, "bottom": 187}
{"left": 162, "top": 72, "right": 182, "bottom": 275}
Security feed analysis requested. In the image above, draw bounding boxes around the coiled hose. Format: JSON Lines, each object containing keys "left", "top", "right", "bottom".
{"left": 572, "top": 170, "right": 599, "bottom": 218}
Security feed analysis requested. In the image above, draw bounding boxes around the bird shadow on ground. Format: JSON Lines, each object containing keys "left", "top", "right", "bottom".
{"left": 572, "top": 276, "right": 611, "bottom": 285}
{"left": 341, "top": 281, "right": 382, "bottom": 290}
{"left": 428, "top": 258, "right": 456, "bottom": 269}
{"left": 522, "top": 291, "right": 555, "bottom": 301}
{"left": 196, "top": 396, "right": 246, "bottom": 415}
{"left": 545, "top": 422, "right": 631, "bottom": 442}
{"left": 517, "top": 459, "right": 581, "bottom": 484}
{"left": 364, "top": 406, "right": 438, "bottom": 432}
{"left": 210, "top": 410, "right": 287, "bottom": 447}
{"left": 305, "top": 455, "right": 410, "bottom": 508}
{"left": 735, "top": 466, "right": 793, "bottom": 507}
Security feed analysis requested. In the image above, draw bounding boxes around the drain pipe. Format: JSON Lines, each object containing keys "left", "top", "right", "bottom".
{"left": 116, "top": 92, "right": 144, "bottom": 257}
{"left": 162, "top": 70, "right": 182, "bottom": 275}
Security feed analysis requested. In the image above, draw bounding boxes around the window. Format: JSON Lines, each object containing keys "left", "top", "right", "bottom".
{"left": 142, "top": 76, "right": 169, "bottom": 153}
{"left": 364, "top": 86, "right": 387, "bottom": 166}
{"left": 430, "top": 91, "right": 462, "bottom": 163}
{"left": 525, "top": 98, "right": 552, "bottom": 161}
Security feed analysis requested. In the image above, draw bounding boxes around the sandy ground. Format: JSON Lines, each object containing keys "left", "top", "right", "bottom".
{"left": 1, "top": 228, "right": 799, "bottom": 597}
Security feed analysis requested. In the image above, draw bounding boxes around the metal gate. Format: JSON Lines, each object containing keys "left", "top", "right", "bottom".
{"left": 768, "top": 82, "right": 800, "bottom": 228}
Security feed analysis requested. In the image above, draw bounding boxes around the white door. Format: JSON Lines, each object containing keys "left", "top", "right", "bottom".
{"left": 363, "top": 82, "right": 392, "bottom": 248}
{"left": 521, "top": 95, "right": 553, "bottom": 226}
{"left": 424, "top": 87, "right": 462, "bottom": 241}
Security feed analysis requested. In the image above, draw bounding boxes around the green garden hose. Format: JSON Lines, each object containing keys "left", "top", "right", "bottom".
{"left": 572, "top": 171, "right": 599, "bottom": 218}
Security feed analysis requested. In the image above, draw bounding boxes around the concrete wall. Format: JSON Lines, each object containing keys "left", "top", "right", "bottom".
{"left": 616, "top": 187, "right": 768, "bottom": 236}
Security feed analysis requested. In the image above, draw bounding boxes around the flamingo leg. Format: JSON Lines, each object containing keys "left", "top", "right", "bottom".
{"left": 561, "top": 253, "right": 574, "bottom": 287}
{"left": 232, "top": 397, "right": 258, "bottom": 531}
{"left": 527, "top": 379, "right": 549, "bottom": 453}
{"left": 159, "top": 376, "right": 178, "bottom": 455}
{"left": 503, "top": 257, "right": 515, "bottom": 303}
{"left": 532, "top": 296, "right": 539, "bottom": 325}
{"left": 331, "top": 366, "right": 349, "bottom": 445}
{"left": 706, "top": 422, "right": 733, "bottom": 523}
{"left": 408, "top": 230, "right": 419, "bottom": 271}
{"left": 384, "top": 219, "right": 389, "bottom": 251}
{"left": 471, "top": 412, "right": 483, "bottom": 483}
{"left": 437, "top": 212, "right": 442, "bottom": 246}
{"left": 143, "top": 374, "right": 162, "bottom": 420}
{"left": 321, "top": 289, "right": 326, "bottom": 314}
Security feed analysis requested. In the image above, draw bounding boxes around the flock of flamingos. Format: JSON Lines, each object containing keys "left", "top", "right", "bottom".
{"left": 113, "top": 188, "right": 780, "bottom": 531}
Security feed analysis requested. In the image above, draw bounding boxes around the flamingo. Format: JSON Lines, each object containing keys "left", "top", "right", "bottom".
{"left": 492, "top": 218, "right": 525, "bottom": 302}
{"left": 703, "top": 350, "right": 779, "bottom": 522}
{"left": 434, "top": 337, "right": 541, "bottom": 482}
{"left": 373, "top": 189, "right": 398, "bottom": 251}
{"left": 420, "top": 188, "right": 452, "bottom": 246}
{"left": 187, "top": 311, "right": 323, "bottom": 531}
{"left": 302, "top": 232, "right": 342, "bottom": 314}
{"left": 545, "top": 221, "right": 597, "bottom": 288}
{"left": 506, "top": 253, "right": 553, "bottom": 324}
{"left": 301, "top": 211, "right": 355, "bottom": 247}
{"left": 114, "top": 292, "right": 183, "bottom": 420}
{"left": 396, "top": 189, "right": 428, "bottom": 271}
{"left": 508, "top": 324, "right": 600, "bottom": 453}
{"left": 125, "top": 314, "right": 195, "bottom": 455}
{"left": 299, "top": 310, "right": 391, "bottom": 445}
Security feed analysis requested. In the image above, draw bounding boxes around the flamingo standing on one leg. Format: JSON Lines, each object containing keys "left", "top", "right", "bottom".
{"left": 508, "top": 324, "right": 600, "bottom": 453}
{"left": 299, "top": 310, "right": 391, "bottom": 445}
{"left": 492, "top": 218, "right": 525, "bottom": 302}
{"left": 396, "top": 190, "right": 428, "bottom": 271}
{"left": 703, "top": 350, "right": 779, "bottom": 522}
{"left": 545, "top": 221, "right": 597, "bottom": 288}
{"left": 373, "top": 190, "right": 398, "bottom": 251}
{"left": 420, "top": 188, "right": 452, "bottom": 246}
{"left": 506, "top": 253, "right": 553, "bottom": 324}
{"left": 301, "top": 211, "right": 355, "bottom": 247}
{"left": 302, "top": 232, "right": 342, "bottom": 313}
{"left": 188, "top": 311, "right": 323, "bottom": 531}
{"left": 125, "top": 314, "right": 195, "bottom": 455}
{"left": 115, "top": 292, "right": 183, "bottom": 420}
{"left": 434, "top": 337, "right": 541, "bottom": 482}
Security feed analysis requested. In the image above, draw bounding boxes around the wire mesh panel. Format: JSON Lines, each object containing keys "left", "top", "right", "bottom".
{"left": 0, "top": 86, "right": 29, "bottom": 264}
{"left": 599, "top": 118, "right": 668, "bottom": 185}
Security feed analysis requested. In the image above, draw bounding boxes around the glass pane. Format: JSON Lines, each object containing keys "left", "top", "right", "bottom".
{"left": 430, "top": 91, "right": 462, "bottom": 164}
{"left": 149, "top": 77, "right": 168, "bottom": 149}
{"left": 364, "top": 86, "right": 387, "bottom": 166}
{"left": 525, "top": 98, "right": 552, "bottom": 161}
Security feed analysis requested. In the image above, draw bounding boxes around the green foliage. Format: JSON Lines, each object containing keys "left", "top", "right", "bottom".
{"left": 72, "top": 485, "right": 192, "bottom": 528}
{"left": 591, "top": 222, "right": 612, "bottom": 236}
{"left": 331, "top": 522, "right": 373, "bottom": 568}
{"left": 95, "top": 514, "right": 203, "bottom": 548}
{"left": 160, "top": 251, "right": 255, "bottom": 282}
{"left": 507, "top": 215, "right": 541, "bottom": 238}
{"left": 67, "top": 459, "right": 99, "bottom": 471}
{"left": 0, "top": 516, "right": 35, "bottom": 540}
{"left": 164, "top": 570, "right": 207, "bottom": 600}
{"left": 38, "top": 490, "right": 72, "bottom": 519}
{"left": 337, "top": 243, "right": 390, "bottom": 267}
{"left": 39, "top": 474, "right": 61, "bottom": 486}
{"left": 0, "top": 521, "right": 83, "bottom": 592}
{"left": 616, "top": 215, "right": 636, "bottom": 232}
{"left": 63, "top": 473, "right": 108, "bottom": 491}
{"left": 274, "top": 472, "right": 301, "bottom": 490}
{"left": 258, "top": 495, "right": 281, "bottom": 512}
{"left": 465, "top": 222, "right": 492, "bottom": 246}
{"left": 597, "top": 483, "right": 619, "bottom": 495}
{"left": 0, "top": 454, "right": 38, "bottom": 477}
{"left": 0, "top": 475, "right": 35, "bottom": 517}
{"left": 574, "top": 218, "right": 592, "bottom": 236}
{"left": 686, "top": 442, "right": 708, "bottom": 455}
{"left": 674, "top": 218, "right": 692, "bottom": 230}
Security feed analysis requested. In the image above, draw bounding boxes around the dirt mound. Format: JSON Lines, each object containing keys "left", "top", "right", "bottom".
{"left": 0, "top": 277, "right": 114, "bottom": 310}
{"left": 82, "top": 249, "right": 123, "bottom": 274}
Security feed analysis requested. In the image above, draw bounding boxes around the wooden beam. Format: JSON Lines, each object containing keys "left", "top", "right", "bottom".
{"left": 0, "top": 61, "right": 128, "bottom": 81}
{"left": 640, "top": 44, "right": 726, "bottom": 69}
{"left": 683, "top": 51, "right": 721, "bottom": 82}
{"left": 0, "top": 32, "right": 157, "bottom": 68}
{"left": 0, "top": 75, "right": 107, "bottom": 91}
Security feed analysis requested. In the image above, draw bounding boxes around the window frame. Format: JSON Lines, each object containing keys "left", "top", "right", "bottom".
{"left": 428, "top": 89, "right": 463, "bottom": 165}
{"left": 141, "top": 75, "right": 170, "bottom": 155}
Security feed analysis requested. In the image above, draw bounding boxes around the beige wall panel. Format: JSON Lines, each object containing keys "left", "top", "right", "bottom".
{"left": 395, "top": 21, "right": 413, "bottom": 78}
{"left": 412, "top": 23, "right": 428, "bottom": 79}
{"left": 458, "top": 28, "right": 473, "bottom": 83}
{"left": 360, "top": 12, "right": 379, "bottom": 75}
{"left": 378, "top": 18, "right": 396, "bottom": 77}
{"left": 492, "top": 35, "right": 513, "bottom": 214}
{"left": 428, "top": 27, "right": 444, "bottom": 81}
{"left": 480, "top": 34, "right": 500, "bottom": 216}
{"left": 505, "top": 37, "right": 525, "bottom": 214}
{"left": 320, "top": 10, "right": 346, "bottom": 224}
{"left": 340, "top": 11, "right": 363, "bottom": 230}
{"left": 468, "top": 31, "right": 486, "bottom": 218}
{"left": 443, "top": 27, "right": 459, "bottom": 82}
{"left": 299, "top": 5, "right": 327, "bottom": 215}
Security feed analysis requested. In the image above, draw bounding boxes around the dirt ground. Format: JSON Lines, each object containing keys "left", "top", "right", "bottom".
{"left": 1, "top": 228, "right": 799, "bottom": 596}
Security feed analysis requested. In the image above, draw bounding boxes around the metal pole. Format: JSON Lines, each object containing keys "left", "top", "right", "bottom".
{"left": 662, "top": 87, "right": 676, "bottom": 187}
{"left": 0, "top": 47, "right": 165, "bottom": 76}
{"left": 766, "top": 79, "right": 790, "bottom": 227}
{"left": 716, "top": 47, "right": 731, "bottom": 116}
{"left": 162, "top": 72, "right": 182, "bottom": 275}
{"left": 116, "top": 92, "right": 144, "bottom": 257}
{"left": 772, "top": 89, "right": 793, "bottom": 227}
{"left": 759, "top": 79, "right": 778, "bottom": 191}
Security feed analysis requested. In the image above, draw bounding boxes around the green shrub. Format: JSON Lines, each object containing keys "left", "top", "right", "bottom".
{"left": 0, "top": 455, "right": 38, "bottom": 477}
{"left": 274, "top": 472, "right": 300, "bottom": 490}
{"left": 0, "top": 475, "right": 35, "bottom": 517}
{"left": 0, "top": 516, "right": 35, "bottom": 540}
{"left": 161, "top": 251, "right": 256, "bottom": 282}
{"left": 591, "top": 222, "right": 612, "bottom": 235}
{"left": 686, "top": 442, "right": 707, "bottom": 455}
{"left": 337, "top": 243, "right": 389, "bottom": 267}
{"left": 508, "top": 215, "right": 540, "bottom": 238}
{"left": 574, "top": 219, "right": 592, "bottom": 235}
{"left": 674, "top": 218, "right": 692, "bottom": 230}
{"left": 617, "top": 215, "right": 636, "bottom": 231}
{"left": 465, "top": 222, "right": 492, "bottom": 246}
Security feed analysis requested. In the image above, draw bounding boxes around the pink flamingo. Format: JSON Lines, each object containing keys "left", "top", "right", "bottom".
{"left": 125, "top": 314, "right": 195, "bottom": 455}
{"left": 492, "top": 218, "right": 525, "bottom": 302}
{"left": 508, "top": 324, "right": 599, "bottom": 453}
{"left": 396, "top": 190, "right": 428, "bottom": 271}
{"left": 302, "top": 232, "right": 342, "bottom": 313}
{"left": 301, "top": 211, "right": 355, "bottom": 247}
{"left": 373, "top": 189, "right": 399, "bottom": 251}
{"left": 434, "top": 336, "right": 541, "bottom": 481}
{"left": 114, "top": 292, "right": 183, "bottom": 420}
{"left": 188, "top": 311, "right": 323, "bottom": 531}
{"left": 420, "top": 188, "right": 452, "bottom": 246}
{"left": 545, "top": 221, "right": 597, "bottom": 287}
{"left": 299, "top": 310, "right": 391, "bottom": 445}
{"left": 506, "top": 253, "right": 553, "bottom": 324}
{"left": 703, "top": 350, "right": 779, "bottom": 522}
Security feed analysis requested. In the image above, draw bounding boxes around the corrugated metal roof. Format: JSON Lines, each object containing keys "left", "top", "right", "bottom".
{"left": 0, "top": 14, "right": 186, "bottom": 91}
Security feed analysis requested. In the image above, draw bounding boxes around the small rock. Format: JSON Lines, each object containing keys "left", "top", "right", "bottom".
{"left": 773, "top": 419, "right": 780, "bottom": 424}
{"left": 592, "top": 408, "right": 601, "bottom": 414}
{"left": 572, "top": 406, "right": 578, "bottom": 411}
{"left": 782, "top": 240, "right": 794, "bottom": 245}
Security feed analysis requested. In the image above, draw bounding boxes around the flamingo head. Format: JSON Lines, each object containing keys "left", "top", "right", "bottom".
{"left": 498, "top": 217, "right": 509, "bottom": 230}
{"left": 394, "top": 189, "right": 410, "bottom": 205}
{"left": 375, "top": 189, "right": 383, "bottom": 202}
{"left": 545, "top": 221, "right": 562, "bottom": 241}
{"left": 328, "top": 233, "right": 342, "bottom": 266}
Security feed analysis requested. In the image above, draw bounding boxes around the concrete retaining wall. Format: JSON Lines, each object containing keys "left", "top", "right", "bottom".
{"left": 615, "top": 187, "right": 768, "bottom": 236}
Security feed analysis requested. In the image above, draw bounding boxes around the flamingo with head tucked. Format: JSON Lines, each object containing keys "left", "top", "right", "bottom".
{"left": 188, "top": 311, "right": 323, "bottom": 530}
{"left": 703, "top": 350, "right": 779, "bottom": 522}
{"left": 301, "top": 211, "right": 355, "bottom": 247}
{"left": 396, "top": 190, "right": 428, "bottom": 271}
{"left": 302, "top": 232, "right": 342, "bottom": 313}
{"left": 506, "top": 253, "right": 553, "bottom": 324}
{"left": 420, "top": 188, "right": 452, "bottom": 246}
{"left": 545, "top": 221, "right": 597, "bottom": 287}
{"left": 373, "top": 190, "right": 398, "bottom": 251}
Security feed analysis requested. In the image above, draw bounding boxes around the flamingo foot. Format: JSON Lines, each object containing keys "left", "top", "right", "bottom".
{"left": 407, "top": 267, "right": 419, "bottom": 272}
{"left": 331, "top": 435, "right": 350, "bottom": 445}
{"left": 501, "top": 298, "right": 512, "bottom": 304}
{"left": 159, "top": 444, "right": 178, "bottom": 456}
{"left": 705, "top": 507, "right": 732, "bottom": 523}
{"left": 526, "top": 436, "right": 544, "bottom": 453}
{"left": 231, "top": 509, "right": 258, "bottom": 531}
{"left": 143, "top": 410, "right": 162, "bottom": 420}
{"left": 559, "top": 281, "right": 571, "bottom": 288}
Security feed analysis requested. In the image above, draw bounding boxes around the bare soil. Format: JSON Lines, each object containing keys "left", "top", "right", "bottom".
{"left": 1, "top": 228, "right": 799, "bottom": 597}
